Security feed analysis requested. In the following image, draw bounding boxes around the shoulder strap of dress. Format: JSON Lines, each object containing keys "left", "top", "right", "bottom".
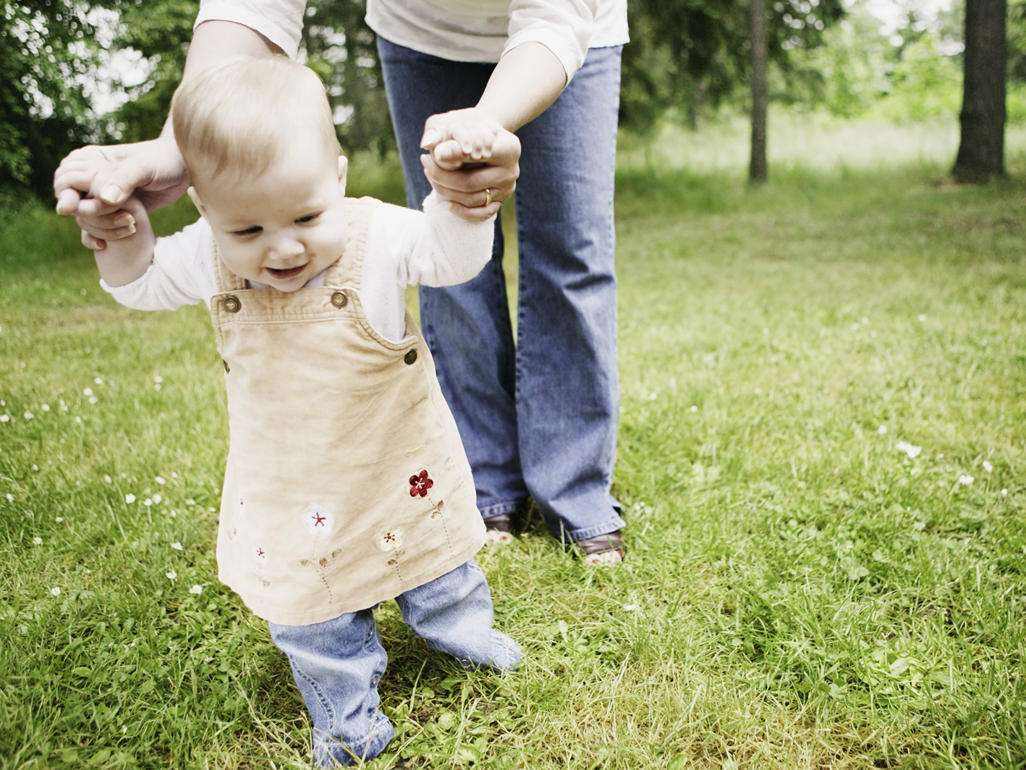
{"left": 323, "top": 196, "right": 376, "bottom": 289}
{"left": 211, "top": 238, "right": 246, "bottom": 292}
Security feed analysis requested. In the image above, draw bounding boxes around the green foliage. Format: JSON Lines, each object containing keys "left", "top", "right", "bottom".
{"left": 0, "top": 2, "right": 121, "bottom": 198}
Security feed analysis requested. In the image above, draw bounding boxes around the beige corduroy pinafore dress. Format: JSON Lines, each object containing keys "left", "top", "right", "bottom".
{"left": 207, "top": 197, "right": 485, "bottom": 626}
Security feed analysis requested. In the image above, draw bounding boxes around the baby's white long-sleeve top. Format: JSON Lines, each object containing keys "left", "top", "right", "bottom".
{"left": 101, "top": 193, "right": 494, "bottom": 343}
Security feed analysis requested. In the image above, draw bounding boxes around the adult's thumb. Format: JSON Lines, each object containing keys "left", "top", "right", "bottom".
{"left": 95, "top": 159, "right": 151, "bottom": 205}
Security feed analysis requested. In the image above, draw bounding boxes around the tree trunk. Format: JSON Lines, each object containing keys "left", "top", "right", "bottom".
{"left": 749, "top": 0, "right": 768, "bottom": 184}
{"left": 953, "top": 0, "right": 1007, "bottom": 182}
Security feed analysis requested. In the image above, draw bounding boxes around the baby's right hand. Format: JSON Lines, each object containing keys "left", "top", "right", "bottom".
{"left": 426, "top": 108, "right": 502, "bottom": 169}
{"left": 75, "top": 197, "right": 149, "bottom": 251}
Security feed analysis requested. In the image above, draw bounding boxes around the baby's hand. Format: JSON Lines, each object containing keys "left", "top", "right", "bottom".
{"left": 423, "top": 108, "right": 502, "bottom": 169}
{"left": 75, "top": 197, "right": 149, "bottom": 251}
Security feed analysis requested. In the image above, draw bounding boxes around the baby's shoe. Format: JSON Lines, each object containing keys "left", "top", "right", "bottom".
{"left": 576, "top": 530, "right": 625, "bottom": 566}
{"left": 483, "top": 512, "right": 515, "bottom": 544}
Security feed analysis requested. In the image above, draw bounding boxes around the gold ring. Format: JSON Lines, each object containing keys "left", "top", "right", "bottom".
{"left": 484, "top": 188, "right": 493, "bottom": 207}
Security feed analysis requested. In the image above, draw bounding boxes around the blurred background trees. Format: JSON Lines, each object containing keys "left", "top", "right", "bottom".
{"left": 3, "top": 0, "right": 1025, "bottom": 201}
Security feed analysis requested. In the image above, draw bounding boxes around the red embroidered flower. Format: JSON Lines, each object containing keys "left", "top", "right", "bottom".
{"left": 409, "top": 469, "right": 434, "bottom": 498}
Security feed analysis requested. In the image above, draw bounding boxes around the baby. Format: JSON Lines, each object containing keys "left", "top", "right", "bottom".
{"left": 77, "top": 56, "right": 520, "bottom": 767}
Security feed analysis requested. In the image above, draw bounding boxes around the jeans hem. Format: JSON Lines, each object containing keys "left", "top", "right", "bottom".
{"left": 562, "top": 515, "right": 626, "bottom": 543}
{"left": 479, "top": 498, "right": 527, "bottom": 518}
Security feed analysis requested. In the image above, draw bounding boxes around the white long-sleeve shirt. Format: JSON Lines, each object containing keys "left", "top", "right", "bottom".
{"left": 101, "top": 194, "right": 494, "bottom": 343}
{"left": 195, "top": 0, "right": 627, "bottom": 84}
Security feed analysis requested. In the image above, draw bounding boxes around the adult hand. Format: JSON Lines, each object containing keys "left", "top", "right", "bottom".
{"left": 53, "top": 136, "right": 190, "bottom": 223}
{"left": 420, "top": 108, "right": 520, "bottom": 223}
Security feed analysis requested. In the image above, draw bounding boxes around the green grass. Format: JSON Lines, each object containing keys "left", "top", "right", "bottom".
{"left": 2, "top": 124, "right": 1026, "bottom": 768}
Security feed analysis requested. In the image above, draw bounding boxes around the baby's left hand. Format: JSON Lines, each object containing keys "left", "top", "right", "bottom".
{"left": 422, "top": 108, "right": 502, "bottom": 168}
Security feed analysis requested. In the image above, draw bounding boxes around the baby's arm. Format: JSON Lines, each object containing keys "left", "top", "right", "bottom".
{"left": 77, "top": 198, "right": 156, "bottom": 288}
{"left": 78, "top": 199, "right": 214, "bottom": 311}
{"left": 380, "top": 193, "right": 496, "bottom": 290}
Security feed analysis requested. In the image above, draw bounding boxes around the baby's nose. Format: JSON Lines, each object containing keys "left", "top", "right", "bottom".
{"left": 268, "top": 235, "right": 304, "bottom": 259}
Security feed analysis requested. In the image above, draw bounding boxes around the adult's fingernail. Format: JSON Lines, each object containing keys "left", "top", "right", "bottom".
{"left": 115, "top": 214, "right": 135, "bottom": 228}
{"left": 101, "top": 184, "right": 123, "bottom": 203}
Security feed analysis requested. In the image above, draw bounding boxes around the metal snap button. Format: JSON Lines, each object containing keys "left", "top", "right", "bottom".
{"left": 330, "top": 291, "right": 348, "bottom": 308}
{"left": 403, "top": 348, "right": 418, "bottom": 365}
{"left": 222, "top": 295, "right": 241, "bottom": 313}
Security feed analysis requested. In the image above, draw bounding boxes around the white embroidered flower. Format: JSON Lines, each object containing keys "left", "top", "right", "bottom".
{"left": 155, "top": 476, "right": 166, "bottom": 485}
{"left": 304, "top": 504, "right": 334, "bottom": 535}
{"left": 896, "top": 441, "right": 921, "bottom": 460}
{"left": 171, "top": 542, "right": 183, "bottom": 551}
{"left": 982, "top": 460, "right": 993, "bottom": 473}
{"left": 165, "top": 570, "right": 177, "bottom": 581}
{"left": 377, "top": 528, "right": 404, "bottom": 552}
{"left": 189, "top": 584, "right": 204, "bottom": 595}
{"left": 49, "top": 586, "right": 61, "bottom": 597}
{"left": 957, "top": 474, "right": 974, "bottom": 486}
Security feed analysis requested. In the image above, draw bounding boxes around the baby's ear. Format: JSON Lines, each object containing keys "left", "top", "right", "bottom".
{"left": 337, "top": 155, "right": 349, "bottom": 196}
{"left": 186, "top": 186, "right": 206, "bottom": 216}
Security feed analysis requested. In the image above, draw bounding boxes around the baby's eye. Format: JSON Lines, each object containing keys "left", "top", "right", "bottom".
{"left": 230, "top": 225, "right": 262, "bottom": 237}
{"left": 296, "top": 212, "right": 322, "bottom": 224}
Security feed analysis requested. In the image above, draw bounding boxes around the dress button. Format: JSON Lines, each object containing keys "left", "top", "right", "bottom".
{"left": 403, "top": 348, "right": 418, "bottom": 365}
{"left": 222, "top": 295, "right": 241, "bottom": 313}
{"left": 330, "top": 291, "right": 348, "bottom": 308}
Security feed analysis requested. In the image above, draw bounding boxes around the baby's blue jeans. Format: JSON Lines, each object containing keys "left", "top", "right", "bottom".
{"left": 267, "top": 560, "right": 521, "bottom": 767}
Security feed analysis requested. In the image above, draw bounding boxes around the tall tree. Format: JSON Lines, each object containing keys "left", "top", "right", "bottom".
{"left": 749, "top": 0, "right": 768, "bottom": 183}
{"left": 953, "top": 0, "right": 1008, "bottom": 182}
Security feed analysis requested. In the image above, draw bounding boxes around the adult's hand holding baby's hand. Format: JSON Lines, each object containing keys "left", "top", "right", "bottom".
{"left": 420, "top": 108, "right": 520, "bottom": 222}
{"left": 53, "top": 136, "right": 190, "bottom": 224}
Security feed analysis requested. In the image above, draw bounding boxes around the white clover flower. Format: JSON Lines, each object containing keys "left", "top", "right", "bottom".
{"left": 94, "top": 377, "right": 103, "bottom": 385}
{"left": 957, "top": 474, "right": 974, "bottom": 486}
{"left": 88, "top": 396, "right": 98, "bottom": 405}
{"left": 189, "top": 584, "right": 203, "bottom": 595}
{"left": 982, "top": 460, "right": 993, "bottom": 473}
{"left": 155, "top": 476, "right": 166, "bottom": 485}
{"left": 896, "top": 441, "right": 921, "bottom": 460}
{"left": 165, "top": 570, "right": 177, "bottom": 581}
{"left": 83, "top": 387, "right": 93, "bottom": 397}
{"left": 74, "top": 416, "right": 82, "bottom": 424}
{"left": 917, "top": 314, "right": 927, "bottom": 322}
{"left": 0, "top": 415, "right": 9, "bottom": 423}
{"left": 170, "top": 472, "right": 178, "bottom": 480}
{"left": 4, "top": 493, "right": 13, "bottom": 503}
{"left": 31, "top": 464, "right": 38, "bottom": 472}
{"left": 49, "top": 586, "right": 61, "bottom": 597}
{"left": 23, "top": 411, "right": 33, "bottom": 420}
{"left": 102, "top": 475, "right": 112, "bottom": 484}
{"left": 168, "top": 509, "right": 177, "bottom": 518}
{"left": 124, "top": 494, "right": 136, "bottom": 504}
{"left": 1000, "top": 489, "right": 1009, "bottom": 497}
{"left": 877, "top": 425, "right": 888, "bottom": 435}
{"left": 152, "top": 494, "right": 162, "bottom": 504}
{"left": 690, "top": 405, "right": 699, "bottom": 413}
{"left": 32, "top": 536, "right": 42, "bottom": 545}
{"left": 153, "top": 374, "right": 163, "bottom": 384}
{"left": 41, "top": 404, "right": 50, "bottom": 412}
{"left": 55, "top": 517, "right": 63, "bottom": 523}
{"left": 171, "top": 542, "right": 183, "bottom": 551}
{"left": 59, "top": 399, "right": 68, "bottom": 412}
{"left": 143, "top": 498, "right": 153, "bottom": 507}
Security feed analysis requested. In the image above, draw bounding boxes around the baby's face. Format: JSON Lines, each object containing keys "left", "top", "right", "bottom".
{"left": 190, "top": 142, "right": 348, "bottom": 292}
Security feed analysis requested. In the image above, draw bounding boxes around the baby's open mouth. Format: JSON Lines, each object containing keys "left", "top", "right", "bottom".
{"left": 265, "top": 264, "right": 308, "bottom": 280}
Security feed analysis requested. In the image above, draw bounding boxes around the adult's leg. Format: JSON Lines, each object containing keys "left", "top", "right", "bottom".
{"left": 395, "top": 561, "right": 522, "bottom": 671}
{"left": 514, "top": 46, "right": 626, "bottom": 543}
{"left": 268, "top": 609, "right": 393, "bottom": 767}
{"left": 377, "top": 37, "right": 528, "bottom": 522}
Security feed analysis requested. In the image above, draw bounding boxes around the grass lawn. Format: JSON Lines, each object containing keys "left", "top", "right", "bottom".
{"left": 2, "top": 124, "right": 1025, "bottom": 768}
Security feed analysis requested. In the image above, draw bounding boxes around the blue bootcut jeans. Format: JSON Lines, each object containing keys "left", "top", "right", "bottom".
{"left": 268, "top": 561, "right": 521, "bottom": 767}
{"left": 377, "top": 38, "right": 626, "bottom": 543}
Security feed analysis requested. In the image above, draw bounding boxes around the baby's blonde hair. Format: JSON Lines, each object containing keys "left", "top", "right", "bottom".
{"left": 171, "top": 56, "right": 341, "bottom": 182}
